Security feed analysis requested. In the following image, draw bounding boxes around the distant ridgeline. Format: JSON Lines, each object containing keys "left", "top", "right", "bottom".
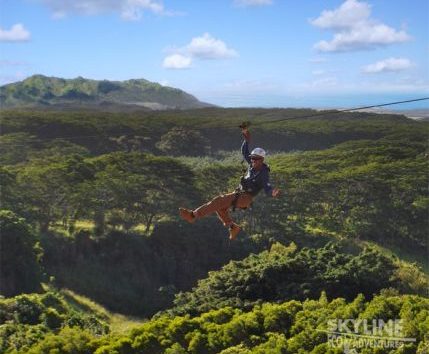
{"left": 0, "top": 75, "right": 214, "bottom": 110}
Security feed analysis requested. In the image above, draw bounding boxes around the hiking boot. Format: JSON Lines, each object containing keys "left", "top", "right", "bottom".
{"left": 179, "top": 208, "right": 195, "bottom": 223}
{"left": 229, "top": 223, "right": 241, "bottom": 240}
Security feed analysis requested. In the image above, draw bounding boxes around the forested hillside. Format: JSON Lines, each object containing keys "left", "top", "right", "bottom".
{"left": 1, "top": 108, "right": 428, "bottom": 353}
{"left": 0, "top": 75, "right": 213, "bottom": 110}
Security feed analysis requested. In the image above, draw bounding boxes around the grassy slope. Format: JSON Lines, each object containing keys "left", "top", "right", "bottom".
{"left": 59, "top": 288, "right": 142, "bottom": 334}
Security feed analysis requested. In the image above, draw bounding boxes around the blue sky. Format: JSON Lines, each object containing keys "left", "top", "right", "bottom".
{"left": 1, "top": 0, "right": 428, "bottom": 108}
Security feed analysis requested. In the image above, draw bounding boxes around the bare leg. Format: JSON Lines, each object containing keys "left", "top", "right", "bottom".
{"left": 216, "top": 207, "right": 233, "bottom": 226}
{"left": 193, "top": 193, "right": 236, "bottom": 219}
{"left": 180, "top": 192, "right": 253, "bottom": 241}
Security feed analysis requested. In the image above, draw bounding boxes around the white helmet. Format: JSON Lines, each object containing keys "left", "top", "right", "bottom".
{"left": 250, "top": 147, "right": 266, "bottom": 159}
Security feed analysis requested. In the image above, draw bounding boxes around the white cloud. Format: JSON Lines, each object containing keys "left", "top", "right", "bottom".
{"left": 40, "top": 0, "right": 169, "bottom": 20}
{"left": 121, "top": 0, "right": 166, "bottom": 20}
{"left": 233, "top": 0, "right": 273, "bottom": 7}
{"left": 0, "top": 24, "right": 31, "bottom": 42}
{"left": 310, "top": 0, "right": 411, "bottom": 52}
{"left": 186, "top": 33, "right": 238, "bottom": 59}
{"left": 362, "top": 57, "right": 412, "bottom": 74}
{"left": 163, "top": 33, "right": 238, "bottom": 69}
{"left": 311, "top": 0, "right": 371, "bottom": 30}
{"left": 314, "top": 24, "right": 410, "bottom": 52}
{"left": 163, "top": 54, "right": 192, "bottom": 69}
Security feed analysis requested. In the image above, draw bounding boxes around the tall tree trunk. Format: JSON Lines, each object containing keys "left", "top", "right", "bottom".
{"left": 94, "top": 209, "right": 105, "bottom": 236}
{"left": 145, "top": 214, "right": 154, "bottom": 234}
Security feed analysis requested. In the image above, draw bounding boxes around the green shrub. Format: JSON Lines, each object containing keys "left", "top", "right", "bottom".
{"left": 0, "top": 210, "right": 43, "bottom": 297}
{"left": 13, "top": 295, "right": 43, "bottom": 325}
{"left": 41, "top": 307, "right": 63, "bottom": 329}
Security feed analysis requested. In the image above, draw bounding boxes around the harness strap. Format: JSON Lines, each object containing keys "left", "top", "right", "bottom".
{"left": 232, "top": 189, "right": 250, "bottom": 212}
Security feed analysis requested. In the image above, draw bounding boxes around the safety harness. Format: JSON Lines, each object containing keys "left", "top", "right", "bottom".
{"left": 231, "top": 189, "right": 248, "bottom": 212}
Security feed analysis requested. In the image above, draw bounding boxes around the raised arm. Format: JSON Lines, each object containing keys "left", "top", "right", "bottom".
{"left": 241, "top": 128, "right": 251, "bottom": 164}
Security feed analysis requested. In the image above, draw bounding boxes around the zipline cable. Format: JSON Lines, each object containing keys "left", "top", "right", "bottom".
{"left": 231, "top": 97, "right": 429, "bottom": 127}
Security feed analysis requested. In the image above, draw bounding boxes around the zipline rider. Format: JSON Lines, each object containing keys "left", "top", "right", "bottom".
{"left": 179, "top": 125, "right": 280, "bottom": 240}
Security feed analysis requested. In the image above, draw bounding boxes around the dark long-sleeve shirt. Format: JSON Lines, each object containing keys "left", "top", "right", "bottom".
{"left": 240, "top": 140, "right": 273, "bottom": 196}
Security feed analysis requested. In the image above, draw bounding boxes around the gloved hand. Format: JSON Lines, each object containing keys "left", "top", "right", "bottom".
{"left": 242, "top": 128, "right": 250, "bottom": 141}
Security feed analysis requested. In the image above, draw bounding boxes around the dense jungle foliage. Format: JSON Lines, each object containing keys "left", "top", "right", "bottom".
{"left": 0, "top": 108, "right": 428, "bottom": 353}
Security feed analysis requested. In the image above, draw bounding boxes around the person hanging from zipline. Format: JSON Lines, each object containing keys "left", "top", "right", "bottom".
{"left": 179, "top": 124, "right": 280, "bottom": 240}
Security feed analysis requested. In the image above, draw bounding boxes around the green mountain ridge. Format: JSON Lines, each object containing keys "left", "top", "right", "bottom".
{"left": 0, "top": 75, "right": 214, "bottom": 110}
